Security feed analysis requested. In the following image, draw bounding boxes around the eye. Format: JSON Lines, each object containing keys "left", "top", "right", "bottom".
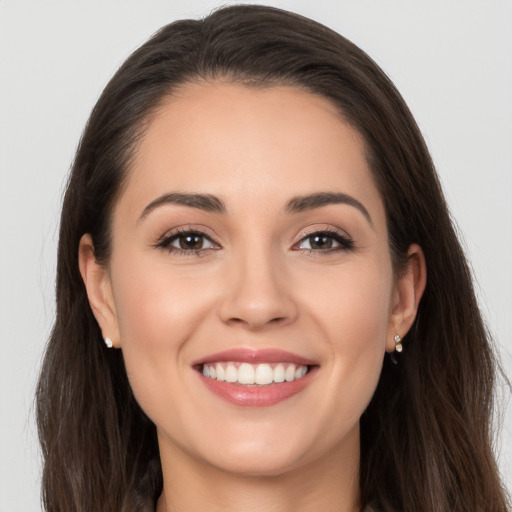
{"left": 170, "top": 232, "right": 214, "bottom": 250}
{"left": 295, "top": 230, "right": 353, "bottom": 252}
{"left": 156, "top": 229, "right": 219, "bottom": 254}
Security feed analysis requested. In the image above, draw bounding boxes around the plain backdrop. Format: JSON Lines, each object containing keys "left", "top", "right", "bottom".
{"left": 1, "top": 1, "right": 511, "bottom": 510}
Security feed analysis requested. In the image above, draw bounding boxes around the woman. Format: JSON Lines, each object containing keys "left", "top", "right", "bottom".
{"left": 36, "top": 5, "right": 510, "bottom": 511}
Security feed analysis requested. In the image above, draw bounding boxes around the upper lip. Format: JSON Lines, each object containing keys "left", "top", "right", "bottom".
{"left": 192, "top": 348, "right": 317, "bottom": 367}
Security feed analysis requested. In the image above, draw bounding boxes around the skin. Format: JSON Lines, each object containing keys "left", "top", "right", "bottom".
{"left": 80, "top": 82, "right": 426, "bottom": 512}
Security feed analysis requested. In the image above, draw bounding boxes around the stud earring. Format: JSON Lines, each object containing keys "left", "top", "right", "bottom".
{"left": 104, "top": 337, "right": 113, "bottom": 349}
{"left": 394, "top": 334, "right": 403, "bottom": 352}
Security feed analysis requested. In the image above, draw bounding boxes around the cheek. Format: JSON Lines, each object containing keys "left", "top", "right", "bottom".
{"left": 300, "top": 256, "right": 392, "bottom": 417}
{"left": 302, "top": 254, "right": 393, "bottom": 345}
{"left": 113, "top": 269, "right": 194, "bottom": 349}
{"left": 111, "top": 245, "right": 217, "bottom": 337}
{"left": 108, "top": 251, "right": 216, "bottom": 410}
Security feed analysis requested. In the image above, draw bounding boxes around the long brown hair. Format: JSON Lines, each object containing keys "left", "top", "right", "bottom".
{"left": 36, "top": 5, "right": 510, "bottom": 511}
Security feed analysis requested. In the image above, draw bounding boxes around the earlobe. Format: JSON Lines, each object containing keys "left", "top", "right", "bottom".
{"left": 386, "top": 243, "right": 427, "bottom": 352}
{"left": 78, "top": 234, "right": 120, "bottom": 348}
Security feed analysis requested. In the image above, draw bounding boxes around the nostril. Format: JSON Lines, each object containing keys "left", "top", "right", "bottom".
{"left": 225, "top": 315, "right": 289, "bottom": 330}
{"left": 217, "top": 267, "right": 299, "bottom": 329}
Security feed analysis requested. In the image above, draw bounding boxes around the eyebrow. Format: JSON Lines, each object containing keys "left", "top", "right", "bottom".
{"left": 138, "top": 190, "right": 372, "bottom": 227}
{"left": 139, "top": 192, "right": 226, "bottom": 221}
{"left": 285, "top": 192, "right": 373, "bottom": 227}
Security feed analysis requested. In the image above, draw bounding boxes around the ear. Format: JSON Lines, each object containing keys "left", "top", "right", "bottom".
{"left": 78, "top": 234, "right": 120, "bottom": 348}
{"left": 386, "top": 243, "right": 427, "bottom": 352}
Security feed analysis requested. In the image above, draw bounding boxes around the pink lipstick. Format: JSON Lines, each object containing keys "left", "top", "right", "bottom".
{"left": 193, "top": 348, "right": 318, "bottom": 407}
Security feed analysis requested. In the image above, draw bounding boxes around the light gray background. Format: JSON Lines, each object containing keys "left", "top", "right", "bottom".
{"left": 1, "top": 1, "right": 511, "bottom": 510}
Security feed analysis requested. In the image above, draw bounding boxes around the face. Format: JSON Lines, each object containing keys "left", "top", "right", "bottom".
{"left": 87, "top": 82, "right": 409, "bottom": 477}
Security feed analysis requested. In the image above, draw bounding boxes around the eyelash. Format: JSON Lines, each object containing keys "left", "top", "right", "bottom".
{"left": 292, "top": 228, "right": 354, "bottom": 254}
{"left": 155, "top": 228, "right": 220, "bottom": 256}
{"left": 155, "top": 227, "right": 354, "bottom": 256}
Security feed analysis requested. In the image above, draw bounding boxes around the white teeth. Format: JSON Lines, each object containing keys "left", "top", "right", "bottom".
{"left": 202, "top": 362, "right": 309, "bottom": 385}
{"left": 285, "top": 365, "right": 296, "bottom": 382}
{"left": 273, "top": 363, "right": 285, "bottom": 383}
{"left": 238, "top": 363, "right": 255, "bottom": 384}
{"left": 295, "top": 365, "right": 307, "bottom": 379}
{"left": 225, "top": 364, "right": 237, "bottom": 383}
{"left": 255, "top": 364, "right": 273, "bottom": 385}
{"left": 216, "top": 363, "right": 226, "bottom": 381}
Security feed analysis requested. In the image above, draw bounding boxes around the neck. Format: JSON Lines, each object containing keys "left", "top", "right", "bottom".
{"left": 156, "top": 429, "right": 360, "bottom": 512}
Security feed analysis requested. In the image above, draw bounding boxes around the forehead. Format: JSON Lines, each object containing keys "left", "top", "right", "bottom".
{"left": 119, "top": 81, "right": 385, "bottom": 225}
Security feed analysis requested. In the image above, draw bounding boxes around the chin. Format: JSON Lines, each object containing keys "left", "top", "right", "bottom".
{"left": 204, "top": 448, "right": 308, "bottom": 478}
{"left": 191, "top": 426, "right": 336, "bottom": 478}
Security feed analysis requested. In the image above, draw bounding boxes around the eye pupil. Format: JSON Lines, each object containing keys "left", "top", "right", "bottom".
{"left": 310, "top": 234, "right": 333, "bottom": 250}
{"left": 180, "top": 234, "right": 203, "bottom": 250}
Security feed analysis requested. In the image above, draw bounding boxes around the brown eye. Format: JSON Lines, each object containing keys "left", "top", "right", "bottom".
{"left": 307, "top": 234, "right": 334, "bottom": 250}
{"left": 176, "top": 233, "right": 205, "bottom": 250}
{"left": 158, "top": 230, "right": 218, "bottom": 253}
{"left": 296, "top": 230, "right": 353, "bottom": 252}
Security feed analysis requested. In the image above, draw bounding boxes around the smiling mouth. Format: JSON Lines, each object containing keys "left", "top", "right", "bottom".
{"left": 193, "top": 349, "right": 318, "bottom": 406}
{"left": 201, "top": 362, "right": 310, "bottom": 386}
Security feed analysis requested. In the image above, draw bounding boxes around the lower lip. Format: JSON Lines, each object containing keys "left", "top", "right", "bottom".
{"left": 198, "top": 367, "right": 317, "bottom": 407}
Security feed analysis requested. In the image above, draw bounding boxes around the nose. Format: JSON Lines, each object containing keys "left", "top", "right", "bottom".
{"left": 218, "top": 247, "right": 298, "bottom": 331}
